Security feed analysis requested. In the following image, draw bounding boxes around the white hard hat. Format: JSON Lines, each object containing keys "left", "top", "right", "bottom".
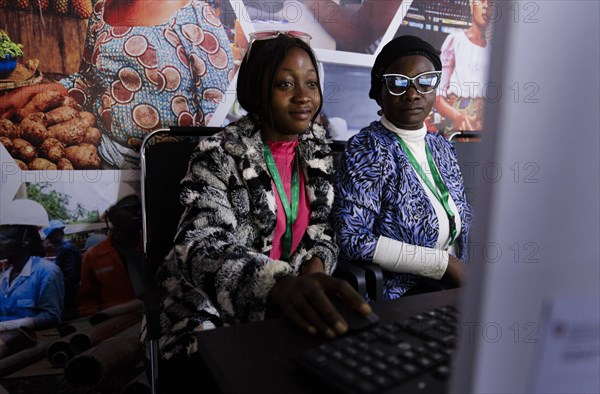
{"left": 0, "top": 199, "right": 50, "bottom": 228}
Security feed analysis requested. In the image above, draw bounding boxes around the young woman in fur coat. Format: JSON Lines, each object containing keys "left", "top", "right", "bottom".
{"left": 152, "top": 32, "right": 371, "bottom": 391}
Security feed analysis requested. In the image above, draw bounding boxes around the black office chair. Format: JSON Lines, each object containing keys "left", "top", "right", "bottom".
{"left": 140, "top": 126, "right": 221, "bottom": 394}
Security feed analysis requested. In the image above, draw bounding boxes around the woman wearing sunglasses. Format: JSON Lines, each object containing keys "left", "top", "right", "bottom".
{"left": 333, "top": 35, "right": 472, "bottom": 300}
{"left": 154, "top": 31, "right": 370, "bottom": 392}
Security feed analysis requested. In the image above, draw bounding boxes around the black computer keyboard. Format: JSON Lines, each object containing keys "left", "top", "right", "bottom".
{"left": 294, "top": 305, "right": 459, "bottom": 394}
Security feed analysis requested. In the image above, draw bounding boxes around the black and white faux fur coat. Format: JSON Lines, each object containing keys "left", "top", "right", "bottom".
{"left": 156, "top": 115, "right": 339, "bottom": 359}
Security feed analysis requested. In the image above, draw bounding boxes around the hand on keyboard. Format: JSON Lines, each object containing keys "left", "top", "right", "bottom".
{"left": 329, "top": 295, "right": 380, "bottom": 333}
{"left": 294, "top": 305, "right": 460, "bottom": 394}
{"left": 268, "top": 272, "right": 372, "bottom": 339}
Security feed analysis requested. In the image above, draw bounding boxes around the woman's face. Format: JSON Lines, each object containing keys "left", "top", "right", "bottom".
{"left": 260, "top": 47, "right": 321, "bottom": 141}
{"left": 472, "top": 0, "right": 492, "bottom": 29}
{"left": 379, "top": 55, "right": 436, "bottom": 130}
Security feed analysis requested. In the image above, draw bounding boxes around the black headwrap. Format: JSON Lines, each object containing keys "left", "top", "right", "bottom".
{"left": 369, "top": 35, "right": 442, "bottom": 101}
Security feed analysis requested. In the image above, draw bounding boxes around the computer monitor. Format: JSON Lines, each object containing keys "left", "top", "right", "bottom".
{"left": 451, "top": 1, "right": 600, "bottom": 393}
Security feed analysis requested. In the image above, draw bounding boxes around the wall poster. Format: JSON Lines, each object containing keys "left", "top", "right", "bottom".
{"left": 0, "top": 0, "right": 490, "bottom": 316}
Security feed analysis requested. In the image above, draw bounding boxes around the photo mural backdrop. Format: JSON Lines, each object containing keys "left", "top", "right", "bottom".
{"left": 0, "top": 0, "right": 491, "bottom": 247}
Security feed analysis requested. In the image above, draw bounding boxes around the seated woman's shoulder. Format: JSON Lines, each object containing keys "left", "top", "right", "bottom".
{"left": 219, "top": 114, "right": 257, "bottom": 141}
{"left": 427, "top": 131, "right": 454, "bottom": 148}
{"left": 347, "top": 121, "right": 391, "bottom": 148}
{"left": 309, "top": 122, "right": 329, "bottom": 141}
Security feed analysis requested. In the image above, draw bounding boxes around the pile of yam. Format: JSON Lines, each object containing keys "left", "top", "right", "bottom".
{"left": 0, "top": 89, "right": 102, "bottom": 170}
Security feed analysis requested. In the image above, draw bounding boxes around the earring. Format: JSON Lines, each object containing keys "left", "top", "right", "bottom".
{"left": 377, "top": 109, "right": 383, "bottom": 116}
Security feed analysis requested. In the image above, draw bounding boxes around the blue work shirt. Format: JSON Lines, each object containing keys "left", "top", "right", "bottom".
{"left": 0, "top": 256, "right": 64, "bottom": 329}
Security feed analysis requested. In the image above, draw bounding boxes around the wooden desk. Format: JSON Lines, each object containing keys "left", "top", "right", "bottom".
{"left": 196, "top": 288, "right": 462, "bottom": 394}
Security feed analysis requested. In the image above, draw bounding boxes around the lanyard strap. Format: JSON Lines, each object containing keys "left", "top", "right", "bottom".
{"left": 263, "top": 144, "right": 300, "bottom": 261}
{"left": 396, "top": 136, "right": 458, "bottom": 245}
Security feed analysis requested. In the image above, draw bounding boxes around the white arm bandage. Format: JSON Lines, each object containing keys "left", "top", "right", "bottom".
{"left": 373, "top": 236, "right": 449, "bottom": 280}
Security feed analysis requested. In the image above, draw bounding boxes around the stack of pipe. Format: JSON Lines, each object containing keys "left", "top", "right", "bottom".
{"left": 46, "top": 300, "right": 143, "bottom": 367}
{"left": 0, "top": 340, "right": 49, "bottom": 378}
{"left": 64, "top": 323, "right": 142, "bottom": 388}
{"left": 0, "top": 300, "right": 143, "bottom": 379}
{"left": 89, "top": 300, "right": 144, "bottom": 325}
{"left": 0, "top": 327, "right": 37, "bottom": 359}
{"left": 56, "top": 299, "right": 143, "bottom": 336}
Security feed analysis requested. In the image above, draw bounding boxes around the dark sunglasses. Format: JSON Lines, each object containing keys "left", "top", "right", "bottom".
{"left": 381, "top": 71, "right": 442, "bottom": 96}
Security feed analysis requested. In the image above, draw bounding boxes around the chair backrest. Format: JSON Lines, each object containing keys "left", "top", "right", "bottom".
{"left": 140, "top": 126, "right": 223, "bottom": 274}
{"left": 330, "top": 140, "right": 347, "bottom": 172}
{"left": 138, "top": 126, "right": 221, "bottom": 394}
{"left": 449, "top": 133, "right": 482, "bottom": 211}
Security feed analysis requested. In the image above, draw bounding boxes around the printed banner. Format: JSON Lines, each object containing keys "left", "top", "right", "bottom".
{"left": 0, "top": 0, "right": 491, "bottom": 244}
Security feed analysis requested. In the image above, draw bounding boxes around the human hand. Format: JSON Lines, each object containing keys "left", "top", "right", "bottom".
{"left": 442, "top": 255, "right": 465, "bottom": 287}
{"left": 300, "top": 256, "right": 325, "bottom": 275}
{"left": 268, "top": 273, "right": 371, "bottom": 338}
{"left": 0, "top": 88, "right": 33, "bottom": 120}
{"left": 0, "top": 83, "right": 67, "bottom": 120}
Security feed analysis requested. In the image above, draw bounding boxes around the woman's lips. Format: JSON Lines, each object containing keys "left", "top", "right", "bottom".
{"left": 401, "top": 107, "right": 423, "bottom": 114}
{"left": 290, "top": 109, "right": 312, "bottom": 120}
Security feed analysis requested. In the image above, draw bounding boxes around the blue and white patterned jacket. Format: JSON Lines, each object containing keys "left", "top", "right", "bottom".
{"left": 332, "top": 121, "right": 472, "bottom": 299}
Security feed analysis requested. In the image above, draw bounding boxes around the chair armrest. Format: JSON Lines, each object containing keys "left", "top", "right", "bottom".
{"left": 354, "top": 261, "right": 385, "bottom": 302}
{"left": 332, "top": 261, "right": 367, "bottom": 298}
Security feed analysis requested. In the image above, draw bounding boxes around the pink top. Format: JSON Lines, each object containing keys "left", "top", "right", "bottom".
{"left": 266, "top": 139, "right": 311, "bottom": 261}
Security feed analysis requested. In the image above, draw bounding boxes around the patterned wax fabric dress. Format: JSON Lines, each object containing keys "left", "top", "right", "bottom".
{"left": 60, "top": 0, "right": 235, "bottom": 169}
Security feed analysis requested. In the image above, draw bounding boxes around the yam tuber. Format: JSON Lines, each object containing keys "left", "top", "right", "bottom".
{"left": 62, "top": 96, "right": 83, "bottom": 111}
{"left": 40, "top": 138, "right": 66, "bottom": 162}
{"left": 20, "top": 113, "right": 49, "bottom": 146}
{"left": 56, "top": 158, "right": 74, "bottom": 170}
{"left": 65, "top": 144, "right": 101, "bottom": 169}
{"left": 0, "top": 119, "right": 20, "bottom": 138}
{"left": 29, "top": 158, "right": 58, "bottom": 171}
{"left": 14, "top": 159, "right": 28, "bottom": 171}
{"left": 12, "top": 138, "right": 37, "bottom": 163}
{"left": 47, "top": 118, "right": 86, "bottom": 146}
{"left": 46, "top": 106, "right": 79, "bottom": 126}
{"left": 17, "top": 90, "right": 64, "bottom": 121}
{"left": 79, "top": 112, "right": 96, "bottom": 128}
{"left": 83, "top": 127, "right": 102, "bottom": 145}
{"left": 0, "top": 136, "right": 13, "bottom": 153}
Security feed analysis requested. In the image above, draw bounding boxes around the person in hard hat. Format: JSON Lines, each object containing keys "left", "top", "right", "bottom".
{"left": 0, "top": 200, "right": 64, "bottom": 331}
{"left": 43, "top": 220, "right": 82, "bottom": 321}
{"left": 77, "top": 195, "right": 142, "bottom": 316}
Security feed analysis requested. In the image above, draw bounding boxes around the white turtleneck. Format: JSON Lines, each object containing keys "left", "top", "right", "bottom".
{"left": 372, "top": 116, "right": 462, "bottom": 280}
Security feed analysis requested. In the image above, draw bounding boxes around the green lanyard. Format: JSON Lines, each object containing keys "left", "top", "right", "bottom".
{"left": 263, "top": 144, "right": 300, "bottom": 261}
{"left": 396, "top": 136, "right": 458, "bottom": 246}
